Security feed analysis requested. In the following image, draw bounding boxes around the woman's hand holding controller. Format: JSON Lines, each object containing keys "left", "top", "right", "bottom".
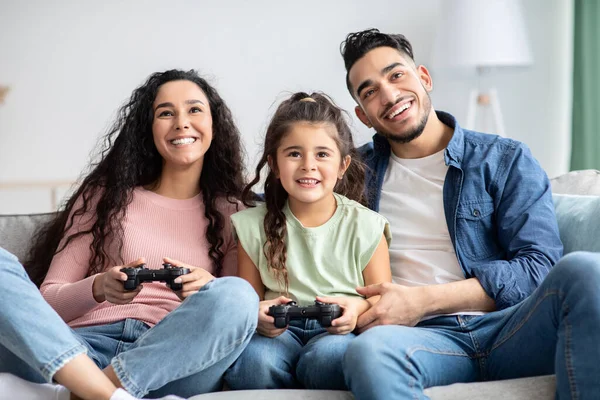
{"left": 92, "top": 257, "right": 145, "bottom": 304}
{"left": 164, "top": 257, "right": 215, "bottom": 301}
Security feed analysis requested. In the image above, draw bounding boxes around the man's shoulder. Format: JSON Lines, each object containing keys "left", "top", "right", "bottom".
{"left": 358, "top": 138, "right": 388, "bottom": 172}
{"left": 460, "top": 129, "right": 530, "bottom": 165}
{"left": 462, "top": 129, "right": 524, "bottom": 150}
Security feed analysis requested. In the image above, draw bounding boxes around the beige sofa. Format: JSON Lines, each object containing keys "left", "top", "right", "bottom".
{"left": 1, "top": 169, "right": 598, "bottom": 400}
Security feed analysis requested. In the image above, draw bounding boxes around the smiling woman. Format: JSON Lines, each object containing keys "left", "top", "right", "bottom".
{"left": 0, "top": 69, "right": 258, "bottom": 400}
{"left": 151, "top": 80, "right": 214, "bottom": 178}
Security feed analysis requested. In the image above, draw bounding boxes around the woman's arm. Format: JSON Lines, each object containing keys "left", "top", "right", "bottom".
{"left": 39, "top": 195, "right": 108, "bottom": 322}
{"left": 40, "top": 233, "right": 105, "bottom": 322}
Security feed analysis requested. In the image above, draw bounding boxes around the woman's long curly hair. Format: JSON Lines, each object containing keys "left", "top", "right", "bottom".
{"left": 242, "top": 92, "right": 365, "bottom": 294}
{"left": 26, "top": 69, "right": 245, "bottom": 286}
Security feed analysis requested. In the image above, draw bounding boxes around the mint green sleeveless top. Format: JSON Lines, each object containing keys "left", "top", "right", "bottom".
{"left": 231, "top": 193, "right": 391, "bottom": 305}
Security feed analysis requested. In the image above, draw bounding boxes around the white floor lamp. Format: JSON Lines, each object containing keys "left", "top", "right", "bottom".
{"left": 433, "top": 0, "right": 533, "bottom": 137}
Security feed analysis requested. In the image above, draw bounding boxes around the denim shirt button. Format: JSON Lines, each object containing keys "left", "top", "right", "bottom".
{"left": 473, "top": 209, "right": 480, "bottom": 217}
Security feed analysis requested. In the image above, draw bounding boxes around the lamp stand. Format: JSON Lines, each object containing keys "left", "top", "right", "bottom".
{"left": 465, "top": 88, "right": 506, "bottom": 136}
{"left": 465, "top": 67, "right": 506, "bottom": 136}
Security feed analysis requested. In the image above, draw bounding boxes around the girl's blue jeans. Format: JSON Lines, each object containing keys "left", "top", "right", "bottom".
{"left": 225, "top": 318, "right": 356, "bottom": 390}
{"left": 343, "top": 251, "right": 600, "bottom": 400}
{"left": 0, "top": 247, "right": 258, "bottom": 398}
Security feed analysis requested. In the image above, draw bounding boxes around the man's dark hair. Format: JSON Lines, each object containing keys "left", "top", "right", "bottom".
{"left": 340, "top": 28, "right": 415, "bottom": 97}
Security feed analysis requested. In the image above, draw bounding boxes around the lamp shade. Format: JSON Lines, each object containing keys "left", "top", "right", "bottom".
{"left": 432, "top": 0, "right": 533, "bottom": 69}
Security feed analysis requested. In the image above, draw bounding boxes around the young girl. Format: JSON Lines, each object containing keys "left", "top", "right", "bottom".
{"left": 224, "top": 92, "right": 392, "bottom": 390}
{"left": 0, "top": 69, "right": 258, "bottom": 400}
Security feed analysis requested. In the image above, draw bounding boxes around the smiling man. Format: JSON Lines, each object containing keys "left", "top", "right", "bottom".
{"left": 340, "top": 28, "right": 600, "bottom": 400}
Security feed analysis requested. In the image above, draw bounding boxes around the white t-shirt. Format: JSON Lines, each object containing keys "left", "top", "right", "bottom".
{"left": 379, "top": 149, "right": 484, "bottom": 316}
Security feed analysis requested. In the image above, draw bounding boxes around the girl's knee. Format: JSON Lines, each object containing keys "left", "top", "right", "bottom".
{"left": 226, "top": 334, "right": 296, "bottom": 389}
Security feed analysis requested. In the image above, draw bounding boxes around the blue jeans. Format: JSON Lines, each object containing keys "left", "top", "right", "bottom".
{"left": 225, "top": 318, "right": 355, "bottom": 390}
{"left": 0, "top": 247, "right": 259, "bottom": 398}
{"left": 343, "top": 251, "right": 600, "bottom": 400}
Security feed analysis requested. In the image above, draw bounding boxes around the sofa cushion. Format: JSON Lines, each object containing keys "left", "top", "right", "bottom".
{"left": 424, "top": 374, "right": 555, "bottom": 400}
{"left": 190, "top": 390, "right": 354, "bottom": 400}
{"left": 0, "top": 213, "right": 54, "bottom": 263}
{"left": 553, "top": 194, "right": 600, "bottom": 254}
{"left": 187, "top": 375, "right": 556, "bottom": 400}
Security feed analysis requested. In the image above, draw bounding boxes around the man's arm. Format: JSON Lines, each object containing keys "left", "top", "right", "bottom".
{"left": 356, "top": 142, "right": 561, "bottom": 330}
{"left": 464, "top": 142, "right": 563, "bottom": 310}
{"left": 418, "top": 277, "right": 496, "bottom": 315}
{"left": 356, "top": 278, "right": 495, "bottom": 330}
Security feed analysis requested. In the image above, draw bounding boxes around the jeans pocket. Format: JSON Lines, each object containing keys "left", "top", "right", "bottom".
{"left": 456, "top": 200, "right": 502, "bottom": 260}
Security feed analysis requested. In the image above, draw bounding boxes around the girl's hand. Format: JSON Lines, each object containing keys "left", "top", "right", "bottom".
{"left": 257, "top": 296, "right": 293, "bottom": 338}
{"left": 94, "top": 257, "right": 145, "bottom": 304}
{"left": 165, "top": 257, "right": 215, "bottom": 301}
{"left": 316, "top": 295, "right": 369, "bottom": 335}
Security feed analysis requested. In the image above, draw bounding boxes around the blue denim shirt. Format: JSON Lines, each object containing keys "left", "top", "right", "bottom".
{"left": 359, "top": 111, "right": 563, "bottom": 310}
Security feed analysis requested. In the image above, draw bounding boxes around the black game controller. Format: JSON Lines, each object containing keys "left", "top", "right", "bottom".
{"left": 268, "top": 300, "right": 342, "bottom": 328}
{"left": 120, "top": 263, "right": 190, "bottom": 291}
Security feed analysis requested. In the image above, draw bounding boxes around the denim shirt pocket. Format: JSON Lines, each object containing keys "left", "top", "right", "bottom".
{"left": 456, "top": 199, "right": 502, "bottom": 260}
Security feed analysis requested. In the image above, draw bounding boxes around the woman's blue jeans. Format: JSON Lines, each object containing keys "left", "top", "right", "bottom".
{"left": 0, "top": 247, "right": 258, "bottom": 398}
{"left": 343, "top": 251, "right": 600, "bottom": 400}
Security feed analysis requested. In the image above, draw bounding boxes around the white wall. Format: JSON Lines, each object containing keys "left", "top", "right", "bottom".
{"left": 431, "top": 0, "right": 573, "bottom": 179}
{"left": 0, "top": 0, "right": 572, "bottom": 214}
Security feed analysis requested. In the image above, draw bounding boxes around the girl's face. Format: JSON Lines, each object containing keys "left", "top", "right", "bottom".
{"left": 152, "top": 80, "right": 213, "bottom": 171}
{"left": 273, "top": 122, "right": 350, "bottom": 208}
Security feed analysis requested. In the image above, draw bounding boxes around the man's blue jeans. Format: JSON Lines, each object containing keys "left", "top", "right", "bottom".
{"left": 225, "top": 318, "right": 355, "bottom": 390}
{"left": 0, "top": 247, "right": 259, "bottom": 398}
{"left": 344, "top": 251, "right": 600, "bottom": 400}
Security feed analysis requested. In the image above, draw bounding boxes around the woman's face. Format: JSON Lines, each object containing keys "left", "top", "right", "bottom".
{"left": 152, "top": 80, "right": 213, "bottom": 171}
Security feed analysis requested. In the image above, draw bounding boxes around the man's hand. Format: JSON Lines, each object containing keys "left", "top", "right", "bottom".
{"left": 165, "top": 257, "right": 215, "bottom": 301}
{"left": 356, "top": 283, "right": 428, "bottom": 332}
{"left": 256, "top": 296, "right": 293, "bottom": 338}
{"left": 93, "top": 257, "right": 145, "bottom": 304}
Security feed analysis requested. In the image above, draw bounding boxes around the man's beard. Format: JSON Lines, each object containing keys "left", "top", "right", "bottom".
{"left": 380, "top": 93, "right": 432, "bottom": 144}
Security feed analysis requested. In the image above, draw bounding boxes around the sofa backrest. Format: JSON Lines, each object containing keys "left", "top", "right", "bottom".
{"left": 0, "top": 170, "right": 598, "bottom": 264}
{"left": 550, "top": 169, "right": 600, "bottom": 196}
{"left": 0, "top": 213, "right": 55, "bottom": 263}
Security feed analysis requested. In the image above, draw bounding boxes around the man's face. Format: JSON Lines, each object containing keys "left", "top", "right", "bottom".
{"left": 348, "top": 46, "right": 433, "bottom": 143}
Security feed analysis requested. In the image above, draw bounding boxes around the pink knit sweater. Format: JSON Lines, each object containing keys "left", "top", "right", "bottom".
{"left": 40, "top": 188, "right": 240, "bottom": 328}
